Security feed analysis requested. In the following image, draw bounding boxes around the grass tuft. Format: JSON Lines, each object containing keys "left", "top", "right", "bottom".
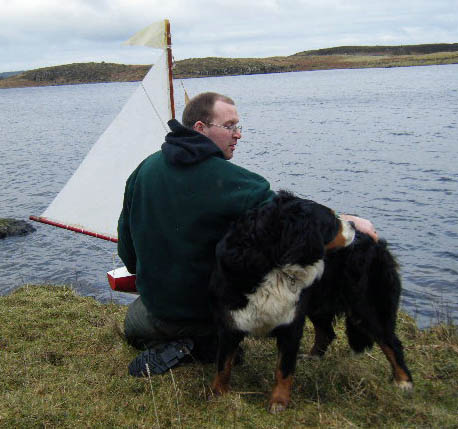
{"left": 1, "top": 285, "right": 457, "bottom": 428}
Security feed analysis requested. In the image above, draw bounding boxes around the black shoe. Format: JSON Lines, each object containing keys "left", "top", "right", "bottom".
{"left": 128, "top": 339, "right": 194, "bottom": 377}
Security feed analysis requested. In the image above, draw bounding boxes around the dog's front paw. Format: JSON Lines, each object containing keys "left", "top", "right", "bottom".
{"left": 297, "top": 352, "right": 321, "bottom": 361}
{"left": 268, "top": 399, "right": 288, "bottom": 414}
{"left": 209, "top": 381, "right": 231, "bottom": 399}
{"left": 395, "top": 380, "right": 413, "bottom": 391}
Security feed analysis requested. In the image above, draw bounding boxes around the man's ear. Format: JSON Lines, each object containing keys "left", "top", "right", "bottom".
{"left": 193, "top": 121, "right": 206, "bottom": 134}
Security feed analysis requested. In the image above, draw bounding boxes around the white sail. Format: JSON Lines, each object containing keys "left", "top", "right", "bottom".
{"left": 33, "top": 21, "right": 173, "bottom": 241}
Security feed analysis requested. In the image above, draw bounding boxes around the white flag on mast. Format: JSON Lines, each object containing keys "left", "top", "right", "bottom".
{"left": 123, "top": 21, "right": 168, "bottom": 49}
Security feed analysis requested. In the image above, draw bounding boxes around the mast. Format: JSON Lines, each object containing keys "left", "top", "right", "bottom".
{"left": 166, "top": 19, "right": 175, "bottom": 120}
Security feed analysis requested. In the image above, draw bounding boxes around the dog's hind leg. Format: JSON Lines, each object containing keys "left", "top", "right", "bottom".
{"left": 378, "top": 336, "right": 413, "bottom": 390}
{"left": 309, "top": 315, "right": 336, "bottom": 356}
{"left": 345, "top": 315, "right": 412, "bottom": 389}
{"left": 269, "top": 324, "right": 303, "bottom": 414}
{"left": 210, "top": 330, "right": 244, "bottom": 396}
{"left": 345, "top": 318, "right": 375, "bottom": 353}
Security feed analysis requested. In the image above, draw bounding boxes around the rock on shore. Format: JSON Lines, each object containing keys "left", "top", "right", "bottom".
{"left": 0, "top": 218, "right": 36, "bottom": 239}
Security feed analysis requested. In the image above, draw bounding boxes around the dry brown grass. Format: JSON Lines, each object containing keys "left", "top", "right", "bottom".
{"left": 1, "top": 285, "right": 457, "bottom": 428}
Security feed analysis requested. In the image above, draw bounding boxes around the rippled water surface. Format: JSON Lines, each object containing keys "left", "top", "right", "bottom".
{"left": 1, "top": 64, "right": 457, "bottom": 328}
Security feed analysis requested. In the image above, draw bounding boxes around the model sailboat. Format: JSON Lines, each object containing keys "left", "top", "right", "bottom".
{"left": 30, "top": 20, "right": 176, "bottom": 292}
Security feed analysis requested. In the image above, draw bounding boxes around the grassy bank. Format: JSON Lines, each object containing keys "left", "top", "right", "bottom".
{"left": 1, "top": 45, "right": 458, "bottom": 89}
{"left": 1, "top": 285, "right": 457, "bottom": 428}
{"left": 174, "top": 50, "right": 458, "bottom": 79}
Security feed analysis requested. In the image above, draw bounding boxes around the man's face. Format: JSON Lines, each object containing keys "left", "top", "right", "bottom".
{"left": 197, "top": 100, "right": 241, "bottom": 160}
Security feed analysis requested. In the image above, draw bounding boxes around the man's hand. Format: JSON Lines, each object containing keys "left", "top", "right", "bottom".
{"left": 340, "top": 214, "right": 378, "bottom": 242}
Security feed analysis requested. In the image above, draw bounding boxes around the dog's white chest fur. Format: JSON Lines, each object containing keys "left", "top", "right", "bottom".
{"left": 230, "top": 260, "right": 324, "bottom": 336}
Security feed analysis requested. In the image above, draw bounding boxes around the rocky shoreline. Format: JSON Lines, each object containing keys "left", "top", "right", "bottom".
{"left": 0, "top": 218, "right": 36, "bottom": 239}
{"left": 1, "top": 43, "right": 457, "bottom": 89}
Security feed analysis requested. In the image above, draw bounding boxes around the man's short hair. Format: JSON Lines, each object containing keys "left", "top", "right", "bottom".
{"left": 182, "top": 92, "right": 235, "bottom": 128}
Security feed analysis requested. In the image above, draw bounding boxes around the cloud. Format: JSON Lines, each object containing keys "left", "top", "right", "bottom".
{"left": 1, "top": 0, "right": 457, "bottom": 72}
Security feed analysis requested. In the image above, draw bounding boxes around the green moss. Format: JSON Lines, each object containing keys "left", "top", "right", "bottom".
{"left": 0, "top": 218, "right": 36, "bottom": 238}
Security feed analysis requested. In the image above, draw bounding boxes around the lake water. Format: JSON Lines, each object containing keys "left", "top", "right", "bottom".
{"left": 1, "top": 64, "right": 457, "bottom": 328}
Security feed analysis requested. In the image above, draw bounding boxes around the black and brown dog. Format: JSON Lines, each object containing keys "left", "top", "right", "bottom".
{"left": 209, "top": 191, "right": 412, "bottom": 413}
{"left": 209, "top": 191, "right": 355, "bottom": 413}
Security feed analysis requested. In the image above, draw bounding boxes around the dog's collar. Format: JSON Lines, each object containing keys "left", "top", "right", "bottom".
{"left": 281, "top": 270, "right": 298, "bottom": 293}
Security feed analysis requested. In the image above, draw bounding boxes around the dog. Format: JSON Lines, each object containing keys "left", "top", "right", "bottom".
{"left": 306, "top": 229, "right": 413, "bottom": 390}
{"left": 209, "top": 190, "right": 355, "bottom": 413}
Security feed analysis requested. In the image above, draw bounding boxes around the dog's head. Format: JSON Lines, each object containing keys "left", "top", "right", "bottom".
{"left": 271, "top": 191, "right": 355, "bottom": 264}
{"left": 301, "top": 201, "right": 355, "bottom": 252}
{"left": 216, "top": 190, "right": 355, "bottom": 281}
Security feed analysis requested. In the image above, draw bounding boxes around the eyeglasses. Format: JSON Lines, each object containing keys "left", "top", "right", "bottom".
{"left": 206, "top": 122, "right": 242, "bottom": 133}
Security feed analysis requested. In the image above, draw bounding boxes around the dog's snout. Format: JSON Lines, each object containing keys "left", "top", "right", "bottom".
{"left": 325, "top": 219, "right": 355, "bottom": 251}
{"left": 341, "top": 219, "right": 356, "bottom": 246}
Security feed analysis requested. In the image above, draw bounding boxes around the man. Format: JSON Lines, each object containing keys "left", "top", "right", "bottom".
{"left": 118, "top": 92, "right": 377, "bottom": 376}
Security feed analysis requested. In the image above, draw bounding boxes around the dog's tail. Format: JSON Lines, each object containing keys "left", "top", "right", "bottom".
{"left": 345, "top": 238, "right": 402, "bottom": 353}
{"left": 346, "top": 319, "right": 375, "bottom": 352}
{"left": 371, "top": 240, "right": 402, "bottom": 327}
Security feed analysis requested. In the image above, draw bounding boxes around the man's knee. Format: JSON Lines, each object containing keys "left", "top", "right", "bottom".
{"left": 124, "top": 296, "right": 217, "bottom": 351}
{"left": 124, "top": 297, "right": 157, "bottom": 348}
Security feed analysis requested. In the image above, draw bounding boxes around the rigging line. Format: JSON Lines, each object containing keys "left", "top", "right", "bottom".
{"left": 140, "top": 81, "right": 169, "bottom": 133}
{"left": 180, "top": 80, "right": 190, "bottom": 105}
{"left": 172, "top": 54, "right": 190, "bottom": 104}
{"left": 140, "top": 50, "right": 170, "bottom": 132}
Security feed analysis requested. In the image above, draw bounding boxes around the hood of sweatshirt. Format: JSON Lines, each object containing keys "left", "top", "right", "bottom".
{"left": 161, "top": 119, "right": 225, "bottom": 165}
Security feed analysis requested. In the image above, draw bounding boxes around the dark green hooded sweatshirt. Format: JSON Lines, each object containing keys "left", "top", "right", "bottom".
{"left": 118, "top": 119, "right": 275, "bottom": 322}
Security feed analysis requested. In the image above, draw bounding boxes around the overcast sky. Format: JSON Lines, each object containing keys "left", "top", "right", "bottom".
{"left": 1, "top": 0, "right": 457, "bottom": 73}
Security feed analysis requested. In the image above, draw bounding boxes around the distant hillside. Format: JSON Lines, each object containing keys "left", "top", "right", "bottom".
{"left": 0, "top": 62, "right": 150, "bottom": 88}
{"left": 0, "top": 70, "right": 24, "bottom": 79}
{"left": 294, "top": 43, "right": 458, "bottom": 56}
{"left": 1, "top": 43, "right": 457, "bottom": 89}
{"left": 172, "top": 43, "right": 458, "bottom": 78}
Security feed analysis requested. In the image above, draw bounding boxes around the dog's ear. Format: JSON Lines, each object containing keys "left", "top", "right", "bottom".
{"left": 216, "top": 210, "right": 272, "bottom": 279}
{"left": 299, "top": 199, "right": 341, "bottom": 244}
{"left": 277, "top": 198, "right": 342, "bottom": 265}
{"left": 277, "top": 208, "right": 326, "bottom": 265}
